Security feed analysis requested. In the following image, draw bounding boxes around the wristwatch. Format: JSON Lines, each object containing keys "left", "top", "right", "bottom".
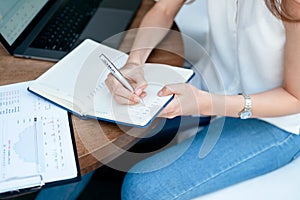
{"left": 239, "top": 94, "right": 252, "bottom": 119}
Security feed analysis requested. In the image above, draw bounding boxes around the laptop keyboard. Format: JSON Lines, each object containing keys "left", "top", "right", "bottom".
{"left": 30, "top": 0, "right": 100, "bottom": 52}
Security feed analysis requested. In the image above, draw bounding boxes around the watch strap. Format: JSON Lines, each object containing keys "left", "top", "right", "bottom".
{"left": 239, "top": 94, "right": 252, "bottom": 119}
{"left": 243, "top": 94, "right": 251, "bottom": 111}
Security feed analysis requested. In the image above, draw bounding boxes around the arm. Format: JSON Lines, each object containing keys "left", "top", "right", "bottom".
{"left": 127, "top": 0, "right": 186, "bottom": 66}
{"left": 158, "top": 15, "right": 300, "bottom": 119}
{"left": 105, "top": 0, "right": 186, "bottom": 105}
{"left": 230, "top": 8, "right": 300, "bottom": 118}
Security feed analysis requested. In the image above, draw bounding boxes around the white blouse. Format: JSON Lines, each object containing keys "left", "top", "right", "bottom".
{"left": 202, "top": 0, "right": 300, "bottom": 134}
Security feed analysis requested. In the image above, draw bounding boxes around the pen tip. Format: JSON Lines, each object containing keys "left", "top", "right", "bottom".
{"left": 140, "top": 99, "right": 146, "bottom": 106}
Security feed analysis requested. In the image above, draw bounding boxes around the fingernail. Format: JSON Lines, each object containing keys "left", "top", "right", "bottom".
{"left": 134, "top": 96, "right": 141, "bottom": 103}
{"left": 158, "top": 90, "right": 162, "bottom": 96}
{"left": 135, "top": 88, "right": 142, "bottom": 95}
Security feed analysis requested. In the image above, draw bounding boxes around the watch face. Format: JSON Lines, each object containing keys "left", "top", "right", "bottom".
{"left": 240, "top": 111, "right": 252, "bottom": 119}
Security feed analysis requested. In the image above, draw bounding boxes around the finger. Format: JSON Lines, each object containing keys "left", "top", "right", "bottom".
{"left": 132, "top": 77, "right": 147, "bottom": 99}
{"left": 113, "top": 94, "right": 139, "bottom": 105}
{"left": 113, "top": 86, "right": 142, "bottom": 104}
{"left": 134, "top": 76, "right": 148, "bottom": 91}
{"left": 111, "top": 90, "right": 142, "bottom": 105}
{"left": 134, "top": 88, "right": 147, "bottom": 98}
{"left": 158, "top": 84, "right": 184, "bottom": 97}
{"left": 122, "top": 67, "right": 147, "bottom": 92}
{"left": 157, "top": 97, "right": 180, "bottom": 118}
{"left": 157, "top": 105, "right": 178, "bottom": 119}
{"left": 105, "top": 74, "right": 140, "bottom": 104}
{"left": 140, "top": 91, "right": 147, "bottom": 98}
{"left": 105, "top": 73, "right": 122, "bottom": 94}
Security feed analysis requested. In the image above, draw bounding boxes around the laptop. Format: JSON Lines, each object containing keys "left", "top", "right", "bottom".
{"left": 0, "top": 0, "right": 142, "bottom": 61}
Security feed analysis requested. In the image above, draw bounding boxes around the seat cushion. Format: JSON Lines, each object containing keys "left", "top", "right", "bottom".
{"left": 193, "top": 155, "right": 300, "bottom": 200}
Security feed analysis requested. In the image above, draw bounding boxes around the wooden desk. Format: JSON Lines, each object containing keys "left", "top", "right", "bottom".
{"left": 0, "top": 0, "right": 184, "bottom": 175}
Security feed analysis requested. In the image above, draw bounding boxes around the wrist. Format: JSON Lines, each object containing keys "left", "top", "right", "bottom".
{"left": 127, "top": 51, "right": 148, "bottom": 67}
{"left": 125, "top": 61, "right": 142, "bottom": 68}
{"left": 198, "top": 93, "right": 246, "bottom": 117}
{"left": 197, "top": 90, "right": 212, "bottom": 116}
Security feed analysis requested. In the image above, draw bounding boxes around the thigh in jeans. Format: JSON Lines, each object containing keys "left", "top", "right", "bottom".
{"left": 121, "top": 117, "right": 300, "bottom": 200}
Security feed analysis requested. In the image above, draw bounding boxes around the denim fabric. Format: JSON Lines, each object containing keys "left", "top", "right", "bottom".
{"left": 35, "top": 171, "right": 94, "bottom": 200}
{"left": 122, "top": 117, "right": 300, "bottom": 200}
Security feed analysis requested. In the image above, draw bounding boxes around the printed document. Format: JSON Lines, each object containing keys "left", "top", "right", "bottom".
{"left": 0, "top": 81, "right": 78, "bottom": 194}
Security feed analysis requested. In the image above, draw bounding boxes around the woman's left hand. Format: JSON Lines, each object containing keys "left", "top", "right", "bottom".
{"left": 157, "top": 83, "right": 209, "bottom": 118}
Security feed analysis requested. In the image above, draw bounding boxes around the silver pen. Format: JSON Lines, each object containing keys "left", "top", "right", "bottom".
{"left": 99, "top": 54, "right": 145, "bottom": 105}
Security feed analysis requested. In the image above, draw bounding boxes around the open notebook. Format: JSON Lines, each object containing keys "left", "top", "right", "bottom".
{"left": 28, "top": 39, "right": 194, "bottom": 127}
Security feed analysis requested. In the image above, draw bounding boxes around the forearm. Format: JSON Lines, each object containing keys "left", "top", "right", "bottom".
{"left": 202, "top": 87, "right": 300, "bottom": 118}
{"left": 127, "top": 0, "right": 185, "bottom": 66}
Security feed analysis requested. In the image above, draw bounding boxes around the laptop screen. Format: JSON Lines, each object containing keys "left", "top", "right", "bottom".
{"left": 0, "top": 0, "right": 48, "bottom": 45}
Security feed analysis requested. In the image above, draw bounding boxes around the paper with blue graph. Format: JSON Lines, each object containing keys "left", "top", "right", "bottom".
{"left": 0, "top": 81, "right": 79, "bottom": 195}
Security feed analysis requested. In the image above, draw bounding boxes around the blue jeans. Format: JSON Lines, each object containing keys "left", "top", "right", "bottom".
{"left": 122, "top": 117, "right": 300, "bottom": 200}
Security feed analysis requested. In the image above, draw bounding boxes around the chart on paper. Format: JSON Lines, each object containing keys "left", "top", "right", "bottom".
{"left": 0, "top": 116, "right": 41, "bottom": 180}
{"left": 0, "top": 81, "right": 77, "bottom": 186}
{"left": 0, "top": 89, "right": 20, "bottom": 115}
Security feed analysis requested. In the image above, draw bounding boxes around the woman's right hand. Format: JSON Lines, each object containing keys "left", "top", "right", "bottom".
{"left": 105, "top": 63, "right": 147, "bottom": 105}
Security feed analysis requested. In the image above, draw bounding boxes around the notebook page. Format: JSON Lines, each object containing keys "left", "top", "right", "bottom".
{"left": 29, "top": 39, "right": 127, "bottom": 116}
{"left": 89, "top": 63, "right": 194, "bottom": 127}
{"left": 28, "top": 39, "right": 100, "bottom": 115}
